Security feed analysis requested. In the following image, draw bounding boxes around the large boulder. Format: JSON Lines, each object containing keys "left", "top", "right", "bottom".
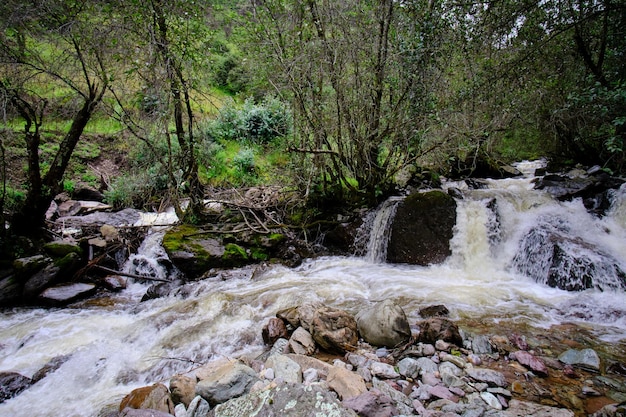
{"left": 195, "top": 361, "right": 260, "bottom": 406}
{"left": 208, "top": 382, "right": 358, "bottom": 417}
{"left": 163, "top": 225, "right": 286, "bottom": 278}
{"left": 386, "top": 190, "right": 457, "bottom": 265}
{"left": 119, "top": 383, "right": 175, "bottom": 415}
{"left": 0, "top": 372, "right": 32, "bottom": 403}
{"left": 301, "top": 304, "right": 358, "bottom": 354}
{"left": 38, "top": 283, "right": 97, "bottom": 306}
{"left": 355, "top": 300, "right": 411, "bottom": 347}
{"left": 512, "top": 220, "right": 626, "bottom": 291}
{"left": 417, "top": 317, "right": 463, "bottom": 346}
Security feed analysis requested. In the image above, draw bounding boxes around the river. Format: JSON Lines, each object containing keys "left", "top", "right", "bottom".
{"left": 1, "top": 161, "right": 625, "bottom": 416}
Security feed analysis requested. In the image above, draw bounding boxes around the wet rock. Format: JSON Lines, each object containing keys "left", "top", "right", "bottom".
{"left": 558, "top": 348, "right": 601, "bottom": 372}
{"left": 276, "top": 306, "right": 300, "bottom": 328}
{"left": 58, "top": 207, "right": 142, "bottom": 228}
{"left": 591, "top": 403, "right": 626, "bottom": 417}
{"left": 207, "top": 382, "right": 358, "bottom": 417}
{"left": 0, "top": 274, "right": 22, "bottom": 306}
{"left": 343, "top": 389, "right": 399, "bottom": 417}
{"left": 328, "top": 365, "right": 367, "bottom": 400}
{"left": 13, "top": 255, "right": 51, "bottom": 277}
{"left": 307, "top": 305, "right": 358, "bottom": 353}
{"left": 356, "top": 299, "right": 411, "bottom": 347}
{"left": 512, "top": 221, "right": 626, "bottom": 291}
{"left": 195, "top": 361, "right": 260, "bottom": 406}
{"left": 32, "top": 355, "right": 70, "bottom": 383}
{"left": 503, "top": 399, "right": 575, "bottom": 416}
{"left": 417, "top": 317, "right": 463, "bottom": 346}
{"left": 466, "top": 368, "right": 507, "bottom": 387}
{"left": 419, "top": 304, "right": 450, "bottom": 318}
{"left": 39, "top": 283, "right": 97, "bottom": 306}
{"left": 510, "top": 350, "right": 548, "bottom": 376}
{"left": 387, "top": 190, "right": 457, "bottom": 265}
{"left": 0, "top": 372, "right": 32, "bottom": 403}
{"left": 119, "top": 383, "right": 175, "bottom": 415}
{"left": 262, "top": 318, "right": 288, "bottom": 345}
{"left": 265, "top": 354, "right": 302, "bottom": 383}
{"left": 102, "top": 275, "right": 127, "bottom": 291}
{"left": 170, "top": 375, "right": 196, "bottom": 407}
{"left": 288, "top": 327, "right": 316, "bottom": 356}
{"left": 23, "top": 252, "right": 82, "bottom": 299}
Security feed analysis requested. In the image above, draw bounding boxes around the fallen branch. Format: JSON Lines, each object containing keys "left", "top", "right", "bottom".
{"left": 95, "top": 265, "right": 172, "bottom": 283}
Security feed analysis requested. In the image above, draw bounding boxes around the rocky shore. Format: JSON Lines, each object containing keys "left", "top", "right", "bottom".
{"left": 98, "top": 300, "right": 626, "bottom": 417}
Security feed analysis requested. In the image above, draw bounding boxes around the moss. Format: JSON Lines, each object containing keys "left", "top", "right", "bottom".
{"left": 224, "top": 243, "right": 248, "bottom": 260}
{"left": 162, "top": 224, "right": 199, "bottom": 252}
{"left": 250, "top": 247, "right": 269, "bottom": 261}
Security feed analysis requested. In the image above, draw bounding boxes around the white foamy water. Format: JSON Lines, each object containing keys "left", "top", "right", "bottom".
{"left": 1, "top": 162, "right": 626, "bottom": 416}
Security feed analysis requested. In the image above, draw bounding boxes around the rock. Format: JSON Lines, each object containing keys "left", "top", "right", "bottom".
{"left": 32, "top": 355, "right": 70, "bottom": 383}
{"left": 0, "top": 372, "right": 32, "bottom": 403}
{"left": 372, "top": 378, "right": 414, "bottom": 415}
{"left": 288, "top": 327, "right": 316, "bottom": 356}
{"left": 369, "top": 362, "right": 400, "bottom": 379}
{"left": 207, "top": 382, "right": 358, "bottom": 417}
{"left": 195, "top": 361, "right": 260, "bottom": 406}
{"left": 417, "top": 317, "right": 463, "bottom": 346}
{"left": 387, "top": 190, "right": 457, "bottom": 265}
{"left": 466, "top": 368, "right": 508, "bottom": 387}
{"left": 102, "top": 275, "right": 128, "bottom": 291}
{"left": 23, "top": 252, "right": 82, "bottom": 299}
{"left": 307, "top": 305, "right": 358, "bottom": 353}
{"left": 43, "top": 240, "right": 83, "bottom": 257}
{"left": 261, "top": 318, "right": 288, "bottom": 345}
{"left": 185, "top": 395, "right": 211, "bottom": 417}
{"left": 397, "top": 357, "right": 420, "bottom": 379}
{"left": 119, "top": 383, "right": 175, "bottom": 415}
{"left": 119, "top": 408, "right": 175, "bottom": 417}
{"left": 268, "top": 338, "right": 289, "bottom": 356}
{"left": 419, "top": 304, "right": 449, "bottom": 318}
{"left": 170, "top": 375, "right": 197, "bottom": 407}
{"left": 327, "top": 366, "right": 367, "bottom": 400}
{"left": 265, "top": 354, "right": 302, "bottom": 383}
{"left": 13, "top": 255, "right": 51, "bottom": 277}
{"left": 276, "top": 306, "right": 300, "bottom": 328}
{"left": 510, "top": 351, "right": 548, "bottom": 376}
{"left": 38, "top": 283, "right": 97, "bottom": 306}
{"left": 0, "top": 274, "right": 22, "bottom": 306}
{"left": 414, "top": 357, "right": 439, "bottom": 375}
{"left": 343, "top": 389, "right": 399, "bottom": 417}
{"left": 591, "top": 403, "right": 626, "bottom": 417}
{"left": 480, "top": 391, "right": 502, "bottom": 410}
{"left": 356, "top": 299, "right": 411, "bottom": 347}
{"left": 472, "top": 335, "right": 493, "bottom": 354}
{"left": 428, "top": 385, "right": 459, "bottom": 402}
{"left": 57, "top": 207, "right": 142, "bottom": 228}
{"left": 285, "top": 354, "right": 333, "bottom": 379}
{"left": 72, "top": 186, "right": 105, "bottom": 202}
{"left": 512, "top": 221, "right": 626, "bottom": 291}
{"left": 558, "top": 348, "right": 601, "bottom": 372}
{"left": 503, "top": 399, "right": 574, "bottom": 416}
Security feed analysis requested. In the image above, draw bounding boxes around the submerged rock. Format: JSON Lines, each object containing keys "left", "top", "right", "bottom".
{"left": 0, "top": 372, "right": 32, "bottom": 403}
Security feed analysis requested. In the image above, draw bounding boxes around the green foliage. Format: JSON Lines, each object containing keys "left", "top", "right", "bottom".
{"left": 205, "top": 97, "right": 292, "bottom": 144}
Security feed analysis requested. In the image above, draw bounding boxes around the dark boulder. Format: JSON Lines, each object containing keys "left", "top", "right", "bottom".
{"left": 0, "top": 372, "right": 32, "bottom": 403}
{"left": 512, "top": 221, "right": 626, "bottom": 291}
{"left": 417, "top": 317, "right": 463, "bottom": 346}
{"left": 387, "top": 190, "right": 457, "bottom": 265}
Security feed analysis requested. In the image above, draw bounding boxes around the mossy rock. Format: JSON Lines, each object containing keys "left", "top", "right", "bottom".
{"left": 43, "top": 240, "right": 83, "bottom": 258}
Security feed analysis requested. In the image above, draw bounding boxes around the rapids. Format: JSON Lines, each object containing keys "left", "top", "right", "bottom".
{"left": 1, "top": 160, "right": 625, "bottom": 416}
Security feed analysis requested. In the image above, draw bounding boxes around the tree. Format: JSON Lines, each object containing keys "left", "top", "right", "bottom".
{"left": 0, "top": 0, "right": 117, "bottom": 236}
{"left": 246, "top": 0, "right": 448, "bottom": 202}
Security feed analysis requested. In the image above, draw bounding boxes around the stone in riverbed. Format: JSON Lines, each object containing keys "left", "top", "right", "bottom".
{"left": 558, "top": 348, "right": 601, "bottom": 372}
{"left": 327, "top": 365, "right": 367, "bottom": 400}
{"left": 510, "top": 350, "right": 548, "bottom": 376}
{"left": 38, "top": 283, "right": 97, "bottom": 306}
{"left": 466, "top": 368, "right": 508, "bottom": 387}
{"left": 307, "top": 305, "right": 358, "bottom": 353}
{"left": 417, "top": 317, "right": 463, "bottom": 346}
{"left": 169, "top": 374, "right": 197, "bottom": 407}
{"left": 288, "top": 327, "right": 316, "bottom": 356}
{"left": 119, "top": 383, "right": 175, "bottom": 415}
{"left": 502, "top": 399, "right": 574, "bottom": 416}
{"left": 265, "top": 354, "right": 302, "bottom": 383}
{"left": 207, "top": 382, "right": 357, "bottom": 417}
{"left": 0, "top": 372, "right": 32, "bottom": 403}
{"left": 356, "top": 299, "right": 411, "bottom": 348}
{"left": 195, "top": 361, "right": 260, "bottom": 406}
{"left": 261, "top": 317, "right": 288, "bottom": 345}
{"left": 342, "top": 389, "right": 399, "bottom": 417}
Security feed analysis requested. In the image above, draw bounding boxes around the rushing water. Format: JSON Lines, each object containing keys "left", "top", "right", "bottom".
{"left": 1, "top": 161, "right": 626, "bottom": 416}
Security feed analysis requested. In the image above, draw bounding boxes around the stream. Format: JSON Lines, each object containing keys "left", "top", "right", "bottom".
{"left": 1, "top": 161, "right": 625, "bottom": 416}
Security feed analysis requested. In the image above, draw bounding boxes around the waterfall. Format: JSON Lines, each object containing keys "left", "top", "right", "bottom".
{"left": 363, "top": 196, "right": 403, "bottom": 263}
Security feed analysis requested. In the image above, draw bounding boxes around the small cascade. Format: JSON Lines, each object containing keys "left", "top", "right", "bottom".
{"left": 364, "top": 197, "right": 403, "bottom": 263}
{"left": 124, "top": 231, "right": 179, "bottom": 282}
{"left": 449, "top": 198, "right": 501, "bottom": 272}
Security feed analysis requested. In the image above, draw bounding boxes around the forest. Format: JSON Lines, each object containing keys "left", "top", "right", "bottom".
{"left": 0, "top": 0, "right": 624, "bottom": 243}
